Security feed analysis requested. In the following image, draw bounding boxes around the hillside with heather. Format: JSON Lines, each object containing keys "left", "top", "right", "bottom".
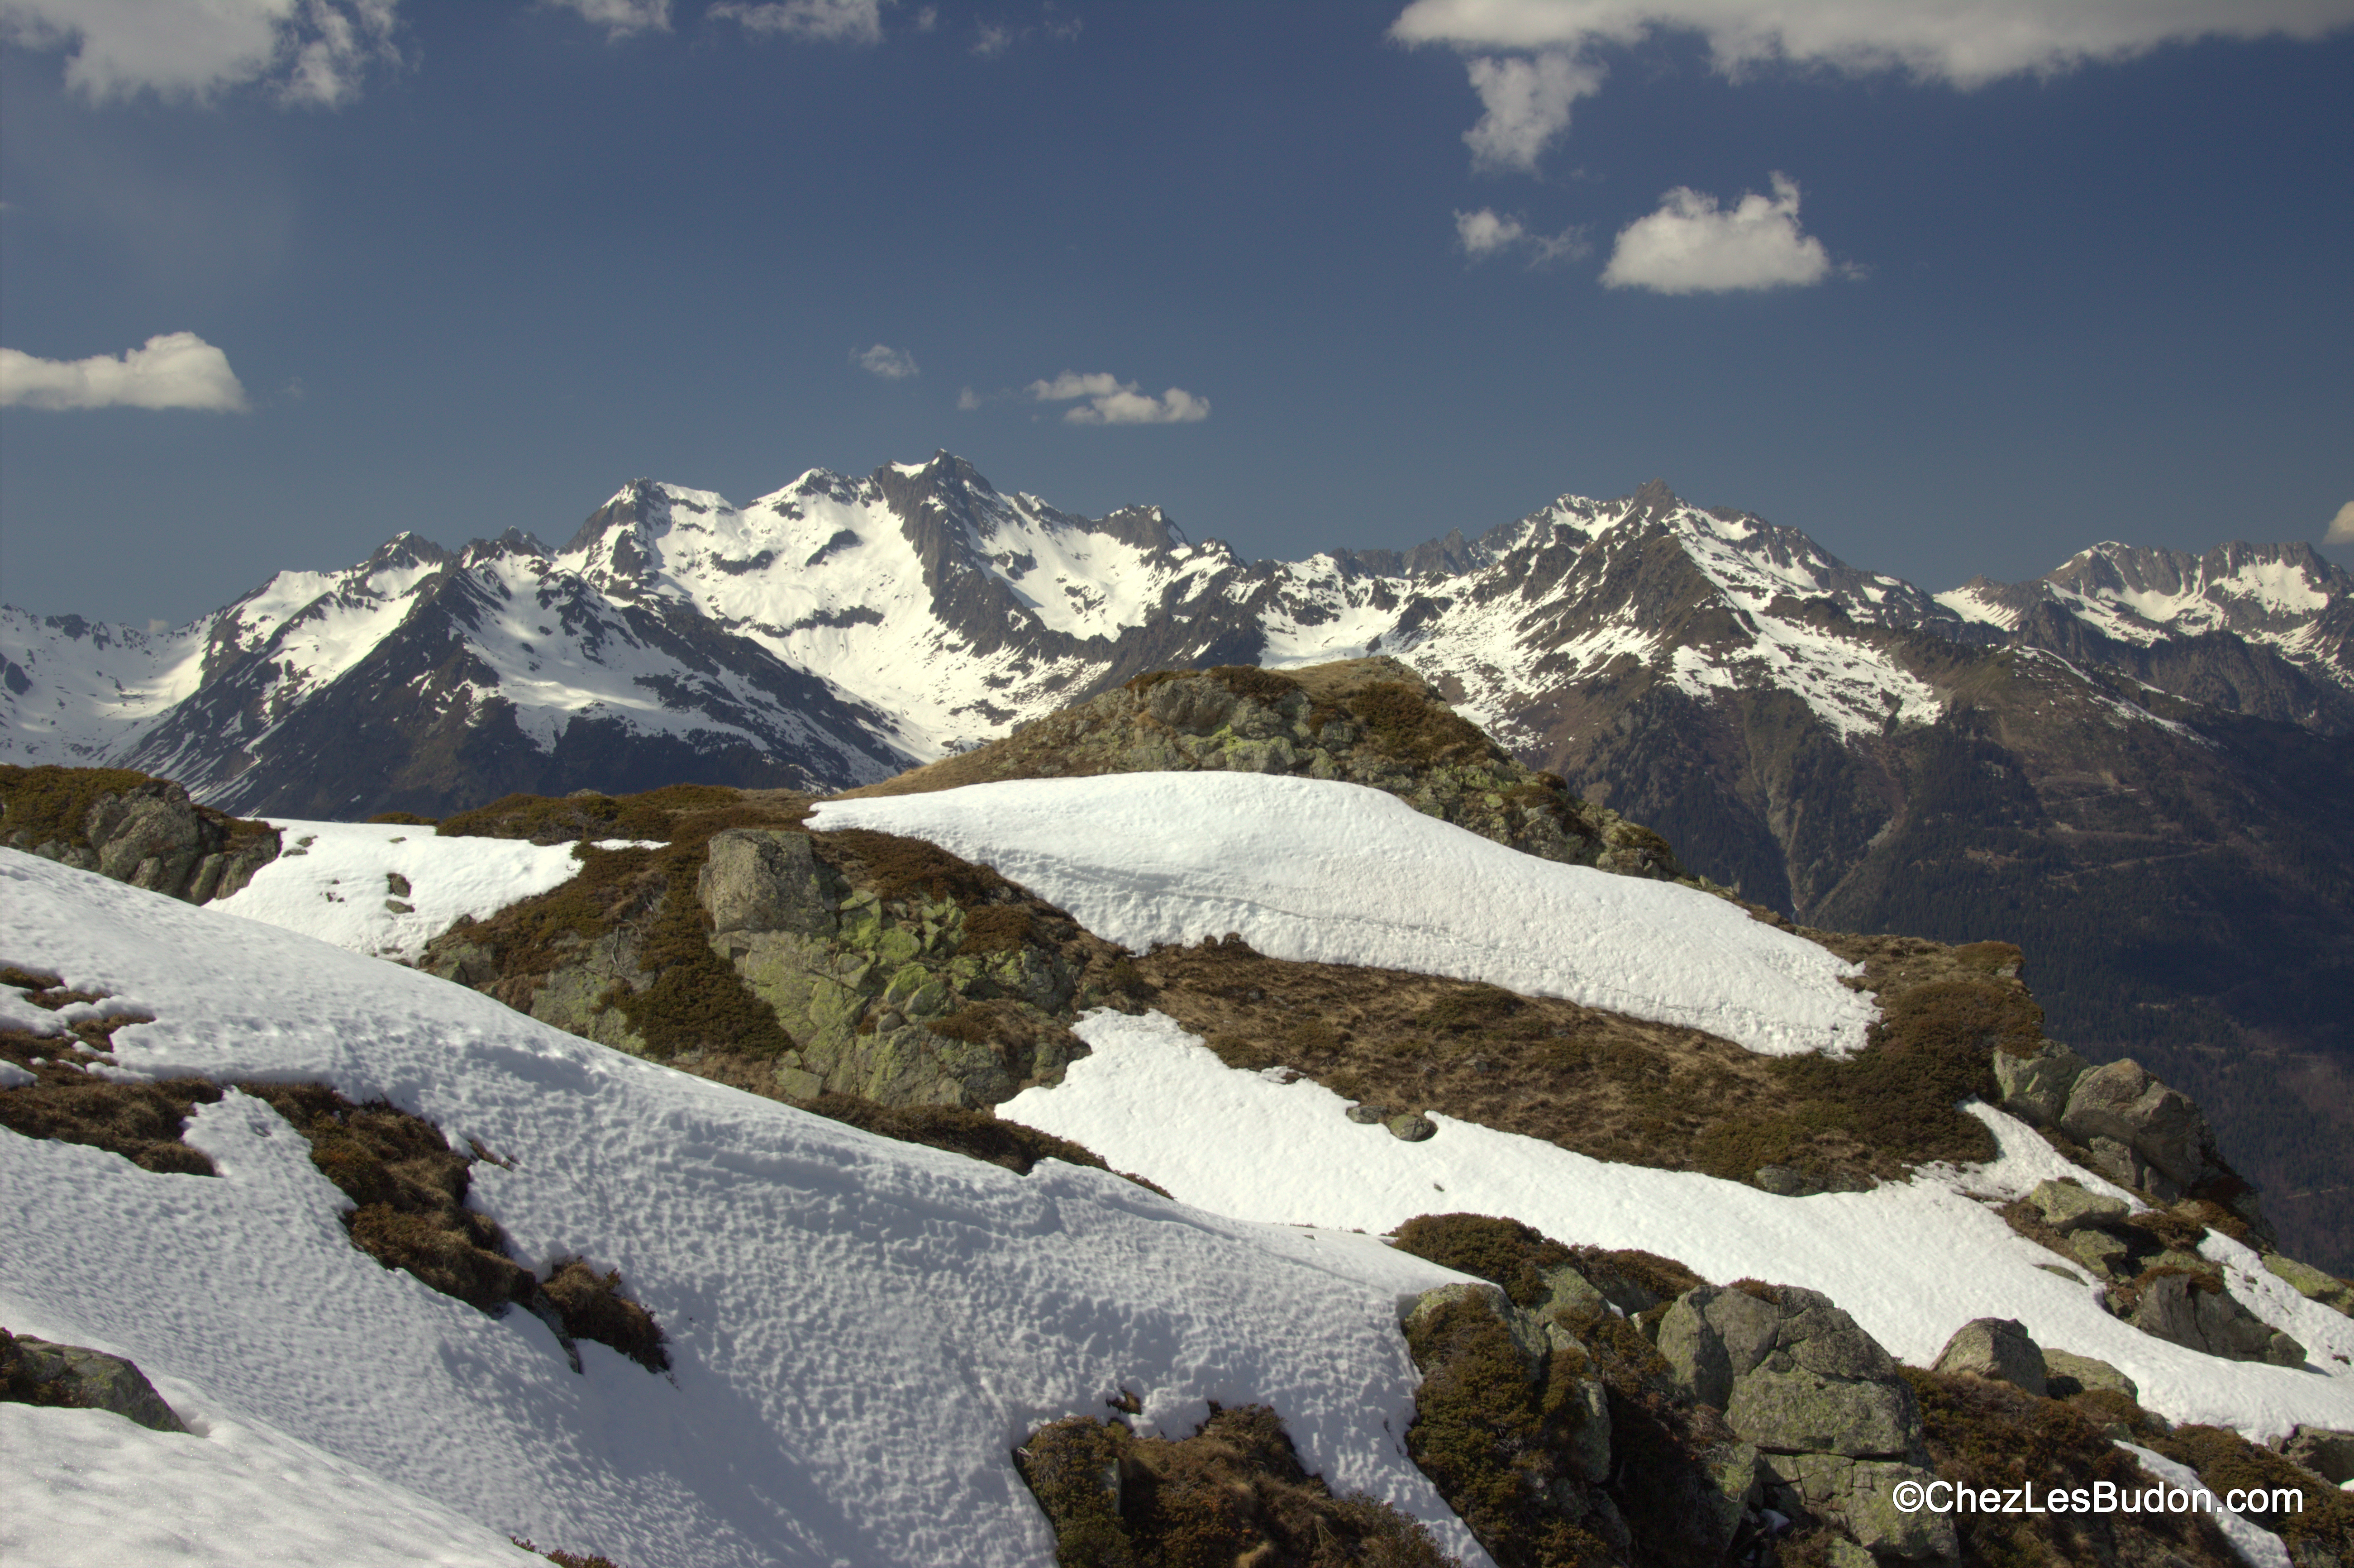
{"left": 6, "top": 672, "right": 2354, "bottom": 1567}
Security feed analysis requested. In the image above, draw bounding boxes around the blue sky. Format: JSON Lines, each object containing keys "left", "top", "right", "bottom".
{"left": 4, "top": 0, "right": 2351, "bottom": 626}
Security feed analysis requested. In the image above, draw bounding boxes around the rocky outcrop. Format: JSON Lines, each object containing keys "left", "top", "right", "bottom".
{"left": 2265, "top": 1253, "right": 2354, "bottom": 1318}
{"left": 2283, "top": 1426, "right": 2354, "bottom": 1487}
{"left": 1, "top": 1329, "right": 185, "bottom": 1433}
{"left": 2061, "top": 1059, "right": 2229, "bottom": 1204}
{"left": 1655, "top": 1282, "right": 1956, "bottom": 1563}
{"left": 839, "top": 659, "right": 1690, "bottom": 881}
{"left": 2127, "top": 1273, "right": 2305, "bottom": 1368}
{"left": 0, "top": 766, "right": 277, "bottom": 903}
{"left": 1930, "top": 1318, "right": 2046, "bottom": 1396}
{"left": 2040, "top": 1349, "right": 2137, "bottom": 1401}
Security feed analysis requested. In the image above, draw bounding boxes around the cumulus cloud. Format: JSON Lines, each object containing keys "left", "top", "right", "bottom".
{"left": 1461, "top": 50, "right": 1605, "bottom": 172}
{"left": 1392, "top": 0, "right": 2354, "bottom": 88}
{"left": 1599, "top": 172, "right": 1848, "bottom": 294}
{"left": 1028, "top": 372, "right": 1209, "bottom": 426}
{"left": 0, "top": 0, "right": 402, "bottom": 106}
{"left": 956, "top": 386, "right": 982, "bottom": 410}
{"left": 1456, "top": 206, "right": 1588, "bottom": 264}
{"left": 0, "top": 332, "right": 252, "bottom": 411}
{"left": 541, "top": 0, "right": 670, "bottom": 39}
{"left": 710, "top": 0, "right": 888, "bottom": 44}
{"left": 853, "top": 343, "right": 919, "bottom": 380}
{"left": 2326, "top": 502, "right": 2354, "bottom": 546}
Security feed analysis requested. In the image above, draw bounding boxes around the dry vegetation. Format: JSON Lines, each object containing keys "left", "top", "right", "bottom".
{"left": 1119, "top": 928, "right": 2019, "bottom": 1191}
{"left": 0, "top": 969, "right": 667, "bottom": 1374}
{"left": 1015, "top": 1403, "right": 1458, "bottom": 1568}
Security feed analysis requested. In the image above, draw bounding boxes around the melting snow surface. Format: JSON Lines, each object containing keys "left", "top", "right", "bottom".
{"left": 1003, "top": 1010, "right": 2354, "bottom": 1444}
{"left": 810, "top": 773, "right": 1879, "bottom": 1058}
{"left": 1, "top": 851, "right": 1492, "bottom": 1568}
{"left": 208, "top": 821, "right": 656, "bottom": 964}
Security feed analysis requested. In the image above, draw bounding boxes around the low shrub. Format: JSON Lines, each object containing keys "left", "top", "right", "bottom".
{"left": 1391, "top": 1214, "right": 1572, "bottom": 1309}
{"left": 539, "top": 1259, "right": 670, "bottom": 1374}
{"left": 2154, "top": 1425, "right": 2354, "bottom": 1560}
{"left": 1015, "top": 1404, "right": 1458, "bottom": 1568}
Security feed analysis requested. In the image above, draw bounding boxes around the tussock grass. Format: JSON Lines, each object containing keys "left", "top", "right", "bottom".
{"left": 1016, "top": 1404, "right": 1459, "bottom": 1568}
{"left": 1903, "top": 1366, "right": 2238, "bottom": 1568}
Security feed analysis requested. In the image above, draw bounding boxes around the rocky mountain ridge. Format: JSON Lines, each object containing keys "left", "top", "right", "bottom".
{"left": 6, "top": 453, "right": 2350, "bottom": 1272}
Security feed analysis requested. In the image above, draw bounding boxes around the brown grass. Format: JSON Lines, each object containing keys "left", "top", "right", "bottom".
{"left": 1127, "top": 932, "right": 2003, "bottom": 1189}
{"left": 2153, "top": 1425, "right": 2354, "bottom": 1561}
{"left": 1016, "top": 1404, "right": 1460, "bottom": 1568}
{"left": 801, "top": 1092, "right": 1166, "bottom": 1194}
{"left": 1903, "top": 1366, "right": 2239, "bottom": 1568}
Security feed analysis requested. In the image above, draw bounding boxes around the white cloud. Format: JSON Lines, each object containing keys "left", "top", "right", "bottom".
{"left": 541, "top": 0, "right": 670, "bottom": 39}
{"left": 956, "top": 386, "right": 982, "bottom": 410}
{"left": 1461, "top": 49, "right": 1605, "bottom": 172}
{"left": 853, "top": 343, "right": 919, "bottom": 380}
{"left": 2325, "top": 502, "right": 2354, "bottom": 545}
{"left": 0, "top": 332, "right": 252, "bottom": 411}
{"left": 971, "top": 19, "right": 1011, "bottom": 56}
{"left": 1600, "top": 172, "right": 1845, "bottom": 294}
{"left": 1028, "top": 372, "right": 1209, "bottom": 426}
{"left": 1456, "top": 206, "right": 1589, "bottom": 264}
{"left": 0, "top": 0, "right": 401, "bottom": 106}
{"left": 710, "top": 0, "right": 888, "bottom": 44}
{"left": 1392, "top": 0, "right": 2354, "bottom": 90}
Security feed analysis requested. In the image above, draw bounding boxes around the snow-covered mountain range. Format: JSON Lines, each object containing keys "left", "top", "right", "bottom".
{"left": 7, "top": 452, "right": 2346, "bottom": 818}
{"left": 8, "top": 453, "right": 2352, "bottom": 1280}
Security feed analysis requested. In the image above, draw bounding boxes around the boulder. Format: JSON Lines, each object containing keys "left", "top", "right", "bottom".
{"left": 1761, "top": 1453, "right": 1957, "bottom": 1563}
{"left": 1992, "top": 1040, "right": 2090, "bottom": 1127}
{"left": 1659, "top": 1284, "right": 1921, "bottom": 1458}
{"left": 2282, "top": 1426, "right": 2354, "bottom": 1487}
{"left": 2060, "top": 1059, "right": 2220, "bottom": 1201}
{"left": 1385, "top": 1111, "right": 1436, "bottom": 1142}
{"left": 697, "top": 829, "right": 834, "bottom": 938}
{"left": 4, "top": 775, "right": 278, "bottom": 905}
{"left": 2263, "top": 1253, "right": 2354, "bottom": 1317}
{"left": 2129, "top": 1273, "right": 2305, "bottom": 1367}
{"left": 2026, "top": 1178, "right": 2130, "bottom": 1233}
{"left": 2042, "top": 1349, "right": 2137, "bottom": 1401}
{"left": 1931, "top": 1318, "right": 2047, "bottom": 1396}
{"left": 2070, "top": 1230, "right": 2130, "bottom": 1279}
{"left": 3, "top": 1333, "right": 186, "bottom": 1433}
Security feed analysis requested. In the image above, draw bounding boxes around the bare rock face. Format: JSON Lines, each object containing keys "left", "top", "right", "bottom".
{"left": 1, "top": 1330, "right": 186, "bottom": 1433}
{"left": 0, "top": 768, "right": 278, "bottom": 904}
{"left": 1659, "top": 1283, "right": 1921, "bottom": 1460}
{"left": 2128, "top": 1273, "right": 2305, "bottom": 1367}
{"left": 1991, "top": 1039, "right": 2089, "bottom": 1127}
{"left": 2059, "top": 1058, "right": 2223, "bottom": 1202}
{"left": 697, "top": 829, "right": 834, "bottom": 938}
{"left": 1931, "top": 1317, "right": 2047, "bottom": 1396}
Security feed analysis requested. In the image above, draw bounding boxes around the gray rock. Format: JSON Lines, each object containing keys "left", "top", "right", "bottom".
{"left": 2263, "top": 1253, "right": 2354, "bottom": 1317}
{"left": 5, "top": 1335, "right": 186, "bottom": 1433}
{"left": 2283, "top": 1426, "right": 2354, "bottom": 1486}
{"left": 697, "top": 829, "right": 834, "bottom": 938}
{"left": 1932, "top": 1318, "right": 2047, "bottom": 1395}
{"left": 8, "top": 777, "right": 278, "bottom": 905}
{"left": 1762, "top": 1453, "right": 1957, "bottom": 1562}
{"left": 2027, "top": 1178, "right": 2131, "bottom": 1233}
{"left": 2130, "top": 1273, "right": 2306, "bottom": 1367}
{"left": 1658, "top": 1284, "right": 1785, "bottom": 1410}
{"left": 1992, "top": 1040, "right": 2091, "bottom": 1127}
{"left": 386, "top": 871, "right": 412, "bottom": 898}
{"left": 1755, "top": 1164, "right": 1809, "bottom": 1196}
{"left": 2042, "top": 1348, "right": 2137, "bottom": 1401}
{"left": 1729, "top": 1365, "right": 1920, "bottom": 1458}
{"left": 2071, "top": 1230, "right": 2130, "bottom": 1279}
{"left": 1386, "top": 1111, "right": 1436, "bottom": 1142}
{"left": 2061, "top": 1059, "right": 2220, "bottom": 1201}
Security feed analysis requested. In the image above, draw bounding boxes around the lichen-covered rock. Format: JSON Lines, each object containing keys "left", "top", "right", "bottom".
{"left": 1386, "top": 1111, "right": 1437, "bottom": 1142}
{"left": 1930, "top": 1317, "right": 2046, "bottom": 1396}
{"left": 0, "top": 766, "right": 278, "bottom": 904}
{"left": 1991, "top": 1039, "right": 2089, "bottom": 1127}
{"left": 2129, "top": 1273, "right": 2305, "bottom": 1367}
{"left": 2026, "top": 1177, "right": 2130, "bottom": 1234}
{"left": 1762, "top": 1453, "right": 1957, "bottom": 1562}
{"left": 839, "top": 658, "right": 1692, "bottom": 882}
{"left": 1659, "top": 1284, "right": 1921, "bottom": 1459}
{"left": 2282, "top": 1425, "right": 2354, "bottom": 1486}
{"left": 2041, "top": 1348, "right": 2137, "bottom": 1401}
{"left": 2, "top": 1331, "right": 185, "bottom": 1433}
{"left": 2264, "top": 1253, "right": 2354, "bottom": 1317}
{"left": 2060, "top": 1058, "right": 2223, "bottom": 1202}
{"left": 697, "top": 829, "right": 834, "bottom": 938}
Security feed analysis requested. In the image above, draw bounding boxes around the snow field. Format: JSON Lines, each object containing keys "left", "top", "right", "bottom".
{"left": 1001, "top": 1010, "right": 2354, "bottom": 1445}
{"left": 210, "top": 820, "right": 655, "bottom": 964}
{"left": 0, "top": 851, "right": 1494, "bottom": 1568}
{"left": 809, "top": 772, "right": 1881, "bottom": 1058}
